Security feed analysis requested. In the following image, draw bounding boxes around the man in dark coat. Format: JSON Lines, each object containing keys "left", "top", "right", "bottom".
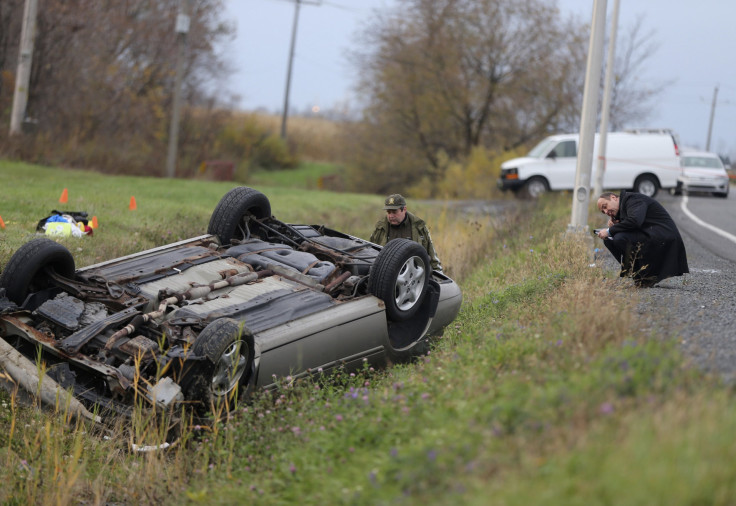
{"left": 596, "top": 190, "right": 689, "bottom": 287}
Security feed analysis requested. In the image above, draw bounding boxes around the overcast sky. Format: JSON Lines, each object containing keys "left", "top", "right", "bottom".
{"left": 221, "top": 0, "right": 736, "bottom": 157}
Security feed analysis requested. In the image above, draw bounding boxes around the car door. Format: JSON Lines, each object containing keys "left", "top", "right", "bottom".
{"left": 544, "top": 140, "right": 578, "bottom": 190}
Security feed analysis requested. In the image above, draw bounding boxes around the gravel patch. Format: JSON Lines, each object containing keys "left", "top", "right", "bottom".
{"left": 595, "top": 221, "right": 736, "bottom": 384}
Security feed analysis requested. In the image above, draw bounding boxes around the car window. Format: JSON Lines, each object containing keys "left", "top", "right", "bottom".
{"left": 681, "top": 156, "right": 723, "bottom": 169}
{"left": 551, "top": 140, "right": 577, "bottom": 158}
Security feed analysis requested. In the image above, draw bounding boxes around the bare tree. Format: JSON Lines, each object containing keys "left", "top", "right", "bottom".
{"left": 605, "top": 15, "right": 671, "bottom": 130}
{"left": 345, "top": 0, "right": 668, "bottom": 195}
{"left": 1, "top": 0, "right": 234, "bottom": 174}
{"left": 347, "top": 0, "right": 586, "bottom": 193}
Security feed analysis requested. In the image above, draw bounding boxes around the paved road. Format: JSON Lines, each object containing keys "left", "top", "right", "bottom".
{"left": 669, "top": 190, "right": 736, "bottom": 263}
{"left": 608, "top": 190, "right": 736, "bottom": 384}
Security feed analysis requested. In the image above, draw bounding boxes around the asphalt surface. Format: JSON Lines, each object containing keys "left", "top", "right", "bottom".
{"left": 594, "top": 190, "right": 736, "bottom": 384}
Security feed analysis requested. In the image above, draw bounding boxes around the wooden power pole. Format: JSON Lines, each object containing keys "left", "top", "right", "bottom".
{"left": 9, "top": 0, "right": 39, "bottom": 135}
{"left": 166, "top": 0, "right": 191, "bottom": 178}
{"left": 280, "top": 0, "right": 321, "bottom": 140}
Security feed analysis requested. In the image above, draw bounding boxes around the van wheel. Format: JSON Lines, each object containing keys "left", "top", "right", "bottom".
{"left": 521, "top": 177, "right": 548, "bottom": 199}
{"left": 634, "top": 175, "right": 658, "bottom": 197}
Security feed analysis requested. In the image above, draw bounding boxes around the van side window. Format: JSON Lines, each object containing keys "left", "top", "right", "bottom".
{"left": 552, "top": 140, "right": 577, "bottom": 158}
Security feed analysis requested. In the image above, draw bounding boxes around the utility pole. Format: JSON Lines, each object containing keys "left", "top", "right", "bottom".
{"left": 705, "top": 85, "right": 719, "bottom": 152}
{"left": 569, "top": 0, "right": 608, "bottom": 233}
{"left": 9, "top": 0, "right": 39, "bottom": 136}
{"left": 593, "top": 0, "right": 620, "bottom": 198}
{"left": 280, "top": 0, "right": 321, "bottom": 140}
{"left": 166, "top": 0, "right": 191, "bottom": 178}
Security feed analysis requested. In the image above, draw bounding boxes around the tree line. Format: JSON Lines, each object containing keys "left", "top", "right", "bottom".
{"left": 342, "top": 0, "right": 665, "bottom": 197}
{"left": 1, "top": 0, "right": 664, "bottom": 195}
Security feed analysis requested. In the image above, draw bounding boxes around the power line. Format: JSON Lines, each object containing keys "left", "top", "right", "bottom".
{"left": 279, "top": 0, "right": 321, "bottom": 140}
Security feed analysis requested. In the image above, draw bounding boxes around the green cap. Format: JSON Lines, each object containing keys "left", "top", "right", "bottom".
{"left": 383, "top": 194, "right": 406, "bottom": 210}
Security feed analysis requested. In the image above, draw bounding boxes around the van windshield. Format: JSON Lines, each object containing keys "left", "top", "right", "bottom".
{"left": 527, "top": 139, "right": 558, "bottom": 158}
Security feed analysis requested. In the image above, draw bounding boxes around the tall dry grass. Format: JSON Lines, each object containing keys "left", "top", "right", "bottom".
{"left": 238, "top": 112, "right": 347, "bottom": 163}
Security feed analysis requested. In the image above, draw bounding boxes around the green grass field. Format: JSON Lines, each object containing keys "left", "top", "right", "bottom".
{"left": 1, "top": 160, "right": 736, "bottom": 505}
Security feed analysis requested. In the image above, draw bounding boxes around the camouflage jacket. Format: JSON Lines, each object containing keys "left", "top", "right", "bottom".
{"left": 369, "top": 212, "right": 443, "bottom": 272}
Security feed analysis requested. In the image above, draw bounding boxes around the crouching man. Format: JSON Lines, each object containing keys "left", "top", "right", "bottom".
{"left": 596, "top": 191, "right": 689, "bottom": 287}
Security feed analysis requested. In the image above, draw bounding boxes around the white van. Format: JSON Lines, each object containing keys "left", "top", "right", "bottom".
{"left": 497, "top": 130, "right": 681, "bottom": 198}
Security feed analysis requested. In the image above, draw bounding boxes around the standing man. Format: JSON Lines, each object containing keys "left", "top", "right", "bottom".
{"left": 370, "top": 194, "right": 443, "bottom": 272}
{"left": 596, "top": 190, "right": 688, "bottom": 287}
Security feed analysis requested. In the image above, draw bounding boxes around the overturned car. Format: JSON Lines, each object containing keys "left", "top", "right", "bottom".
{"left": 0, "top": 187, "right": 462, "bottom": 417}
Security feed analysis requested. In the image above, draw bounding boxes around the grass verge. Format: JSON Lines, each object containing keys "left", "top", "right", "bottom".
{"left": 0, "top": 161, "right": 733, "bottom": 504}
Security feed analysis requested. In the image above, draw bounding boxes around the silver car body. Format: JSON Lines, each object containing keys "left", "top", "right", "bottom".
{"left": 677, "top": 150, "right": 730, "bottom": 197}
{"left": 0, "top": 189, "right": 462, "bottom": 416}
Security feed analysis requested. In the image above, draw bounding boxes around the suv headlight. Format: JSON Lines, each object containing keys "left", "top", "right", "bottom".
{"left": 501, "top": 168, "right": 518, "bottom": 179}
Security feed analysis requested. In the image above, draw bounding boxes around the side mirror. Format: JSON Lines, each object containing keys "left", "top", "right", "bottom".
{"left": 546, "top": 151, "right": 557, "bottom": 160}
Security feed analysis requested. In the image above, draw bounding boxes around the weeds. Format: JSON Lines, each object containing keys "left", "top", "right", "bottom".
{"left": 1, "top": 166, "right": 733, "bottom": 504}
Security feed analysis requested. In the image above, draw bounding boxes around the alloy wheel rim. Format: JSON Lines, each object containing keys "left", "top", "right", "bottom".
{"left": 211, "top": 341, "right": 247, "bottom": 396}
{"left": 394, "top": 256, "right": 426, "bottom": 311}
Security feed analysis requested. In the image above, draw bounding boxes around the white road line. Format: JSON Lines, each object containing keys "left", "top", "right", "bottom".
{"left": 681, "top": 195, "right": 736, "bottom": 244}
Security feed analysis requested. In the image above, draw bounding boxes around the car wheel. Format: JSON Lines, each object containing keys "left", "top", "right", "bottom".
{"left": 0, "top": 238, "right": 75, "bottom": 305}
{"left": 634, "top": 175, "right": 658, "bottom": 197}
{"left": 207, "top": 186, "right": 272, "bottom": 244}
{"left": 185, "top": 318, "right": 254, "bottom": 412}
{"left": 368, "top": 238, "right": 430, "bottom": 321}
{"left": 521, "top": 177, "right": 548, "bottom": 199}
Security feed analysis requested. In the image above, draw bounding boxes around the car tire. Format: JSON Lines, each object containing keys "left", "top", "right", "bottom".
{"left": 184, "top": 318, "right": 254, "bottom": 412}
{"left": 368, "top": 238, "right": 430, "bottom": 321}
{"left": 634, "top": 175, "right": 659, "bottom": 197}
{"left": 0, "top": 238, "right": 75, "bottom": 305}
{"left": 207, "top": 186, "right": 272, "bottom": 245}
{"left": 520, "top": 177, "right": 548, "bottom": 199}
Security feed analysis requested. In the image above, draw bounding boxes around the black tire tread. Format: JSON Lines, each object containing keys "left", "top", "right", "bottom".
{"left": 185, "top": 318, "right": 255, "bottom": 410}
{"left": 192, "top": 318, "right": 251, "bottom": 363}
{"left": 0, "top": 238, "right": 75, "bottom": 304}
{"left": 207, "top": 187, "right": 271, "bottom": 244}
{"left": 368, "top": 239, "right": 430, "bottom": 321}
{"left": 634, "top": 175, "right": 659, "bottom": 197}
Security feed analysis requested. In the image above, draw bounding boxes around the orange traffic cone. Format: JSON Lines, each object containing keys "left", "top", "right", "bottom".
{"left": 129, "top": 196, "right": 137, "bottom": 210}
{"left": 59, "top": 188, "right": 68, "bottom": 204}
{"left": 91, "top": 216, "right": 99, "bottom": 229}
{"left": 0, "top": 215, "right": 5, "bottom": 229}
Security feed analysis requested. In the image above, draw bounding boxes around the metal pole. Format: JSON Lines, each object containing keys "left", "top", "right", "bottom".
{"left": 705, "top": 85, "right": 718, "bottom": 151}
{"left": 568, "top": 0, "right": 608, "bottom": 233}
{"left": 9, "top": 0, "right": 39, "bottom": 136}
{"left": 166, "top": 0, "right": 191, "bottom": 178}
{"left": 593, "top": 0, "right": 620, "bottom": 198}
{"left": 281, "top": 0, "right": 302, "bottom": 140}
